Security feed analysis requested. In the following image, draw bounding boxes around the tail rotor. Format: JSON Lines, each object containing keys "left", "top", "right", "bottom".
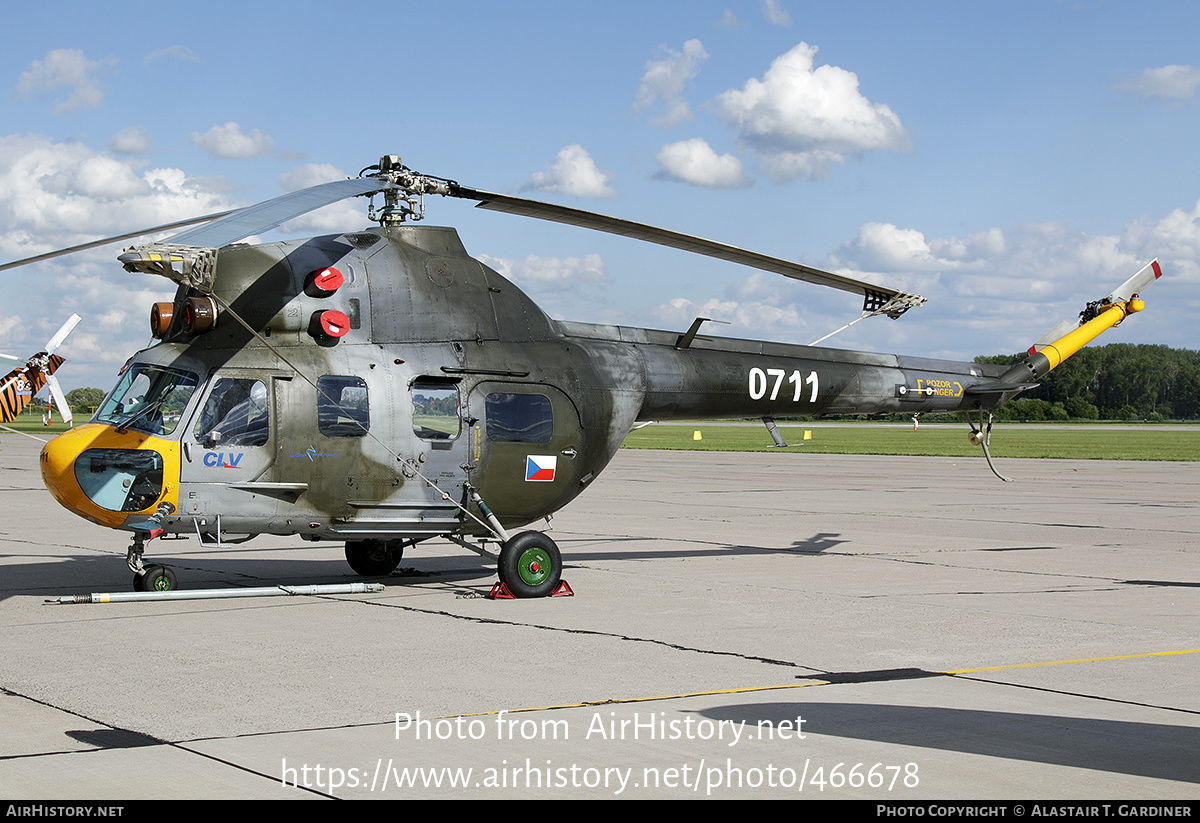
{"left": 0, "top": 314, "right": 81, "bottom": 425}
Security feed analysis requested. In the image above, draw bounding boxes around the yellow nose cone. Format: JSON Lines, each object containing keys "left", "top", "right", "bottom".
{"left": 40, "top": 424, "right": 179, "bottom": 528}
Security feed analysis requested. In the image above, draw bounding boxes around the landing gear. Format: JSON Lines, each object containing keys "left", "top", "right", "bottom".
{"left": 134, "top": 564, "right": 177, "bottom": 592}
{"left": 498, "top": 531, "right": 562, "bottom": 598}
{"left": 345, "top": 539, "right": 405, "bottom": 576}
{"left": 126, "top": 531, "right": 179, "bottom": 592}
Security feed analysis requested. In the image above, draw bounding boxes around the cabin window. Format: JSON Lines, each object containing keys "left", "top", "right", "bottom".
{"left": 412, "top": 379, "right": 459, "bottom": 440}
{"left": 193, "top": 378, "right": 269, "bottom": 447}
{"left": 317, "top": 376, "right": 369, "bottom": 437}
{"left": 486, "top": 393, "right": 552, "bottom": 443}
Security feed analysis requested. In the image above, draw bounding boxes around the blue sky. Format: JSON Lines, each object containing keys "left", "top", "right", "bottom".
{"left": 1, "top": 0, "right": 1198, "bottom": 393}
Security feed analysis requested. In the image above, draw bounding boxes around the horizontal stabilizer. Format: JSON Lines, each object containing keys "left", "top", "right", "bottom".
{"left": 964, "top": 382, "right": 1039, "bottom": 395}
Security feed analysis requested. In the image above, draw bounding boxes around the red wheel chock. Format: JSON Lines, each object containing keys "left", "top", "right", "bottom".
{"left": 487, "top": 582, "right": 515, "bottom": 599}
{"left": 486, "top": 580, "right": 574, "bottom": 599}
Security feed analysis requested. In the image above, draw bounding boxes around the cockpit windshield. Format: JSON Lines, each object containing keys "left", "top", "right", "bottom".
{"left": 94, "top": 364, "right": 200, "bottom": 436}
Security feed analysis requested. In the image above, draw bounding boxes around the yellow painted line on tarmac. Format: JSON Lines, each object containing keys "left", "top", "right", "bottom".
{"left": 458, "top": 680, "right": 831, "bottom": 718}
{"left": 439, "top": 649, "right": 1199, "bottom": 721}
{"left": 943, "top": 648, "right": 1200, "bottom": 675}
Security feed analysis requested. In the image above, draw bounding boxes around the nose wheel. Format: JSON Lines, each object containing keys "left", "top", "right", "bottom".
{"left": 127, "top": 530, "right": 178, "bottom": 592}
{"left": 134, "top": 564, "right": 178, "bottom": 592}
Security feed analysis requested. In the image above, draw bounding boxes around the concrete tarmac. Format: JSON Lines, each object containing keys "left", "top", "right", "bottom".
{"left": 1, "top": 431, "right": 1197, "bottom": 799}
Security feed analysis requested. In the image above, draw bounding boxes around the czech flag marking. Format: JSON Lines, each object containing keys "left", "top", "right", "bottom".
{"left": 525, "top": 455, "right": 557, "bottom": 482}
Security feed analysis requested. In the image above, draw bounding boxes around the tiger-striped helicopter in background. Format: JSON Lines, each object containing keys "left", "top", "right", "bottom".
{"left": 0, "top": 314, "right": 81, "bottom": 427}
{"left": 0, "top": 155, "right": 1161, "bottom": 596}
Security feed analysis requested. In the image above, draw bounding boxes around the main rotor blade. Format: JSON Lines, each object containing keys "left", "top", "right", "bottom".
{"left": 162, "top": 177, "right": 396, "bottom": 249}
{"left": 448, "top": 186, "right": 925, "bottom": 317}
{"left": 0, "top": 211, "right": 236, "bottom": 274}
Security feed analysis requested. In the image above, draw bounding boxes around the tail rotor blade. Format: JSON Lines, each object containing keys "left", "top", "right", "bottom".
{"left": 47, "top": 374, "right": 72, "bottom": 426}
{"left": 45, "top": 314, "right": 82, "bottom": 355}
{"left": 1104, "top": 259, "right": 1161, "bottom": 303}
{"left": 1027, "top": 319, "right": 1076, "bottom": 355}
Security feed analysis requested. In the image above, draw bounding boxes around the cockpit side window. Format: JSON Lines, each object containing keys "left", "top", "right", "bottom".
{"left": 317, "top": 375, "right": 369, "bottom": 437}
{"left": 194, "top": 378, "right": 269, "bottom": 447}
{"left": 485, "top": 393, "right": 552, "bottom": 443}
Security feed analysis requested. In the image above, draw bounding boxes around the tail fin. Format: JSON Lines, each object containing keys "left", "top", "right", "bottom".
{"left": 1003, "top": 260, "right": 1159, "bottom": 385}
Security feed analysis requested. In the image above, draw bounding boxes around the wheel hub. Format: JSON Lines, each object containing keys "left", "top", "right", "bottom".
{"left": 518, "top": 549, "right": 551, "bottom": 585}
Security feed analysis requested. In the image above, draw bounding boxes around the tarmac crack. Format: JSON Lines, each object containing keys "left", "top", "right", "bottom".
{"left": 949, "top": 674, "right": 1200, "bottom": 717}
{"left": 0, "top": 684, "right": 335, "bottom": 798}
{"left": 331, "top": 594, "right": 819, "bottom": 672}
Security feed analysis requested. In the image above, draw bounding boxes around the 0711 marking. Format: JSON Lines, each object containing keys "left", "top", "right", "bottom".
{"left": 748, "top": 368, "right": 817, "bottom": 403}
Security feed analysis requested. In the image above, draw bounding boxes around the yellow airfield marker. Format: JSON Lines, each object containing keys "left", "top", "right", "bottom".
{"left": 693, "top": 430, "right": 702, "bottom": 441}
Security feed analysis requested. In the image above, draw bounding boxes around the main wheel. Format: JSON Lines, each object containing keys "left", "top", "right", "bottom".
{"left": 498, "top": 531, "right": 562, "bottom": 598}
{"left": 344, "top": 539, "right": 404, "bottom": 576}
{"left": 134, "top": 564, "right": 177, "bottom": 592}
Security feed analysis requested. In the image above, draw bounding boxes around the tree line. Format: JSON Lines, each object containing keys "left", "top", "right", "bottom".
{"left": 975, "top": 343, "right": 1200, "bottom": 421}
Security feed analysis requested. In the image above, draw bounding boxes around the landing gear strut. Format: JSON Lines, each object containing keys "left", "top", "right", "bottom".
{"left": 127, "top": 531, "right": 179, "bottom": 592}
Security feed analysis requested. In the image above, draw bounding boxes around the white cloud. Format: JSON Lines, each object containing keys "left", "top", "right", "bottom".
{"left": 0, "top": 135, "right": 246, "bottom": 390}
{"left": 718, "top": 10, "right": 742, "bottom": 30}
{"left": 652, "top": 204, "right": 1200, "bottom": 358}
{"left": 654, "top": 138, "right": 751, "bottom": 188}
{"left": 1117, "top": 65, "right": 1200, "bottom": 99}
{"left": 0, "top": 314, "right": 22, "bottom": 339}
{"left": 713, "top": 42, "right": 909, "bottom": 181}
{"left": 143, "top": 45, "right": 200, "bottom": 64}
{"left": 108, "top": 125, "right": 152, "bottom": 154}
{"left": 761, "top": 0, "right": 791, "bottom": 27}
{"left": 477, "top": 252, "right": 608, "bottom": 288}
{"left": 521, "top": 145, "right": 616, "bottom": 198}
{"left": 0, "top": 134, "right": 234, "bottom": 258}
{"left": 477, "top": 252, "right": 610, "bottom": 317}
{"left": 278, "top": 163, "right": 346, "bottom": 191}
{"left": 831, "top": 222, "right": 1006, "bottom": 273}
{"left": 190, "top": 122, "right": 276, "bottom": 159}
{"left": 659, "top": 294, "right": 809, "bottom": 336}
{"left": 632, "top": 39, "right": 709, "bottom": 128}
{"left": 12, "top": 49, "right": 114, "bottom": 114}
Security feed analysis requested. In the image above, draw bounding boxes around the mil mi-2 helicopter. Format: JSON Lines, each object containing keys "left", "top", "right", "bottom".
{"left": 1, "top": 314, "right": 81, "bottom": 428}
{"left": 4, "top": 155, "right": 1160, "bottom": 596}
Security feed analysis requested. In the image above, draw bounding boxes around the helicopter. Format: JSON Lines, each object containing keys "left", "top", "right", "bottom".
{"left": 4, "top": 155, "right": 1160, "bottom": 596}
{"left": 1, "top": 314, "right": 81, "bottom": 427}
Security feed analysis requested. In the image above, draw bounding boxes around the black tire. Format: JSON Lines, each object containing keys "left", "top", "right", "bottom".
{"left": 498, "top": 531, "right": 561, "bottom": 598}
{"left": 344, "top": 539, "right": 404, "bottom": 576}
{"left": 134, "top": 564, "right": 177, "bottom": 593}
